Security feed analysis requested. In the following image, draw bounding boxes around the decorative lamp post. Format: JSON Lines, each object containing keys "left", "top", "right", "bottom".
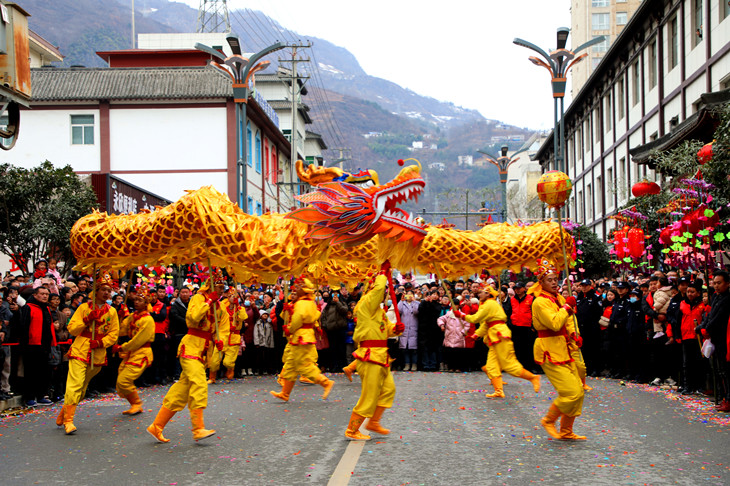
{"left": 513, "top": 29, "right": 605, "bottom": 173}
{"left": 196, "top": 36, "right": 285, "bottom": 211}
{"left": 477, "top": 144, "right": 529, "bottom": 223}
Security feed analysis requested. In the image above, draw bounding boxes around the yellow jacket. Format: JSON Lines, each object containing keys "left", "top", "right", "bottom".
{"left": 466, "top": 299, "right": 510, "bottom": 346}
{"left": 353, "top": 275, "right": 401, "bottom": 367}
{"left": 68, "top": 302, "right": 120, "bottom": 366}
{"left": 223, "top": 300, "right": 246, "bottom": 346}
{"left": 288, "top": 295, "right": 320, "bottom": 346}
{"left": 119, "top": 311, "right": 155, "bottom": 367}
{"left": 530, "top": 284, "right": 576, "bottom": 365}
{"left": 178, "top": 293, "right": 229, "bottom": 363}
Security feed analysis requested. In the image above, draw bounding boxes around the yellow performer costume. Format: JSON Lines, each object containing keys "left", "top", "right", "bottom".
{"left": 345, "top": 274, "right": 403, "bottom": 441}
{"left": 147, "top": 281, "right": 227, "bottom": 443}
{"left": 220, "top": 297, "right": 245, "bottom": 380}
{"left": 57, "top": 274, "right": 120, "bottom": 435}
{"left": 270, "top": 278, "right": 334, "bottom": 402}
{"left": 114, "top": 292, "right": 155, "bottom": 415}
{"left": 461, "top": 286, "right": 540, "bottom": 398}
{"left": 529, "top": 259, "right": 586, "bottom": 441}
{"left": 207, "top": 296, "right": 232, "bottom": 384}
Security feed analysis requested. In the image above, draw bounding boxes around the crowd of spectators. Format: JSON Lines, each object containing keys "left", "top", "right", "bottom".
{"left": 1, "top": 260, "right": 729, "bottom": 413}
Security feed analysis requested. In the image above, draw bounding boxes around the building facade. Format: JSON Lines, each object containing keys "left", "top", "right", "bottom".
{"left": 571, "top": 0, "right": 643, "bottom": 95}
{"left": 533, "top": 0, "right": 730, "bottom": 241}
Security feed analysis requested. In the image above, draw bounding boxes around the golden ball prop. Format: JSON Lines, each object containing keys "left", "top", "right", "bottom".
{"left": 537, "top": 171, "right": 572, "bottom": 209}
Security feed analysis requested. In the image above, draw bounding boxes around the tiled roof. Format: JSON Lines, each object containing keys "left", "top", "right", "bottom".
{"left": 30, "top": 66, "right": 233, "bottom": 102}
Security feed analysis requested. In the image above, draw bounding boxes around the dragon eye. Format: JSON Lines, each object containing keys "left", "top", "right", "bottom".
{"left": 360, "top": 180, "right": 375, "bottom": 188}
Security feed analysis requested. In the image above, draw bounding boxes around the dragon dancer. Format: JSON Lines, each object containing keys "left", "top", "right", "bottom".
{"left": 270, "top": 277, "right": 334, "bottom": 402}
{"left": 207, "top": 280, "right": 231, "bottom": 384}
{"left": 113, "top": 286, "right": 155, "bottom": 415}
{"left": 219, "top": 289, "right": 246, "bottom": 380}
{"left": 147, "top": 278, "right": 227, "bottom": 443}
{"left": 56, "top": 273, "right": 120, "bottom": 435}
{"left": 454, "top": 285, "right": 540, "bottom": 398}
{"left": 345, "top": 271, "right": 404, "bottom": 440}
{"left": 529, "top": 259, "right": 586, "bottom": 441}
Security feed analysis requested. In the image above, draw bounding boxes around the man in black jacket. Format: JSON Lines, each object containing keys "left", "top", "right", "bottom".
{"left": 576, "top": 279, "right": 602, "bottom": 377}
{"left": 699, "top": 271, "right": 730, "bottom": 411}
{"left": 167, "top": 286, "right": 191, "bottom": 381}
{"left": 417, "top": 291, "right": 442, "bottom": 371}
{"left": 608, "top": 281, "right": 631, "bottom": 378}
{"left": 320, "top": 292, "right": 349, "bottom": 372}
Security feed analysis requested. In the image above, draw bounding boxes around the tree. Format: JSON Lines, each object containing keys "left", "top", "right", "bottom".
{"left": 0, "top": 161, "right": 98, "bottom": 275}
{"left": 573, "top": 225, "right": 610, "bottom": 278}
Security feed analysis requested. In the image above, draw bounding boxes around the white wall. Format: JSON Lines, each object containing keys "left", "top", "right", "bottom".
{"left": 5, "top": 108, "right": 101, "bottom": 172}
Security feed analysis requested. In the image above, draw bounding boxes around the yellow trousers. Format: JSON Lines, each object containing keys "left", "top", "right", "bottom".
{"left": 571, "top": 348, "right": 586, "bottom": 382}
{"left": 541, "top": 361, "right": 584, "bottom": 417}
{"left": 64, "top": 359, "right": 102, "bottom": 406}
{"left": 209, "top": 346, "right": 237, "bottom": 372}
{"left": 280, "top": 344, "right": 321, "bottom": 382}
{"left": 353, "top": 360, "right": 396, "bottom": 418}
{"left": 163, "top": 357, "right": 208, "bottom": 411}
{"left": 484, "top": 339, "right": 526, "bottom": 379}
{"left": 116, "top": 356, "right": 150, "bottom": 396}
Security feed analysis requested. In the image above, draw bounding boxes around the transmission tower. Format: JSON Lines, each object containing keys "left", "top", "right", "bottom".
{"left": 196, "top": 0, "right": 231, "bottom": 33}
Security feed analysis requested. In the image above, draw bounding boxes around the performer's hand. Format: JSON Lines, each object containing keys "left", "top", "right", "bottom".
{"left": 84, "top": 308, "right": 105, "bottom": 324}
{"left": 452, "top": 308, "right": 465, "bottom": 319}
{"left": 394, "top": 322, "right": 405, "bottom": 334}
{"left": 205, "top": 291, "right": 219, "bottom": 305}
{"left": 562, "top": 304, "right": 575, "bottom": 315}
{"left": 571, "top": 333, "right": 583, "bottom": 348}
{"left": 89, "top": 339, "right": 103, "bottom": 349}
{"left": 700, "top": 328, "right": 709, "bottom": 338}
{"left": 565, "top": 296, "right": 577, "bottom": 309}
{"left": 111, "top": 344, "right": 123, "bottom": 355}
{"left": 215, "top": 340, "right": 224, "bottom": 351}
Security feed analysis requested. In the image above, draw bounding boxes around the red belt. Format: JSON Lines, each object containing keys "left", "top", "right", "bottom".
{"left": 187, "top": 328, "right": 213, "bottom": 340}
{"left": 487, "top": 320, "right": 505, "bottom": 329}
{"left": 360, "top": 340, "right": 388, "bottom": 348}
{"left": 537, "top": 329, "right": 567, "bottom": 338}
{"left": 300, "top": 323, "right": 315, "bottom": 329}
{"left": 80, "top": 330, "right": 106, "bottom": 340}
{"left": 231, "top": 330, "right": 241, "bottom": 335}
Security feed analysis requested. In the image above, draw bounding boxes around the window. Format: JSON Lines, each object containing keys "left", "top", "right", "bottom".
{"left": 607, "top": 167, "right": 614, "bottom": 206}
{"left": 246, "top": 122, "right": 252, "bottom": 167}
{"left": 669, "top": 15, "right": 678, "bottom": 69}
{"left": 256, "top": 201, "right": 262, "bottom": 216}
{"left": 594, "top": 108, "right": 601, "bottom": 140}
{"left": 648, "top": 39, "right": 658, "bottom": 89}
{"left": 587, "top": 184, "right": 593, "bottom": 221}
{"left": 592, "top": 13, "right": 610, "bottom": 30}
{"left": 247, "top": 196, "right": 254, "bottom": 215}
{"left": 617, "top": 78, "right": 625, "bottom": 120}
{"left": 577, "top": 126, "right": 583, "bottom": 161}
{"left": 270, "top": 146, "right": 278, "bottom": 183}
{"left": 631, "top": 61, "right": 640, "bottom": 107}
{"left": 693, "top": 0, "right": 703, "bottom": 47}
{"left": 592, "top": 57, "right": 602, "bottom": 70}
{"left": 255, "top": 131, "right": 262, "bottom": 174}
{"left": 596, "top": 176, "right": 603, "bottom": 215}
{"left": 604, "top": 93, "right": 612, "bottom": 131}
{"left": 616, "top": 12, "right": 628, "bottom": 25}
{"left": 723, "top": 0, "right": 730, "bottom": 21}
{"left": 592, "top": 0, "right": 609, "bottom": 6}
{"left": 578, "top": 190, "right": 584, "bottom": 223}
{"left": 71, "top": 114, "right": 94, "bottom": 145}
{"left": 619, "top": 157, "right": 626, "bottom": 191}
{"left": 0, "top": 115, "right": 11, "bottom": 147}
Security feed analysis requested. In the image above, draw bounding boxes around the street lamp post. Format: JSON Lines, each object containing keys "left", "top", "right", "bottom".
{"left": 196, "top": 36, "right": 285, "bottom": 212}
{"left": 513, "top": 29, "right": 604, "bottom": 173}
{"left": 477, "top": 144, "right": 529, "bottom": 223}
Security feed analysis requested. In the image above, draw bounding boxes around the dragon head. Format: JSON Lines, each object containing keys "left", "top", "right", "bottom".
{"left": 286, "top": 159, "right": 427, "bottom": 246}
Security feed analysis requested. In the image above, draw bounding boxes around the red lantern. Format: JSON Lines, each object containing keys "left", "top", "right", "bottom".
{"left": 697, "top": 141, "right": 713, "bottom": 165}
{"left": 631, "top": 181, "right": 661, "bottom": 197}
{"left": 614, "top": 226, "right": 629, "bottom": 259}
{"left": 628, "top": 227, "right": 645, "bottom": 259}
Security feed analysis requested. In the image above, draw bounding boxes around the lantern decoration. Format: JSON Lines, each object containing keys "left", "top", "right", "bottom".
{"left": 537, "top": 171, "right": 573, "bottom": 208}
{"left": 697, "top": 141, "right": 714, "bottom": 165}
{"left": 627, "top": 227, "right": 645, "bottom": 259}
{"left": 631, "top": 180, "right": 661, "bottom": 197}
{"left": 613, "top": 226, "right": 629, "bottom": 259}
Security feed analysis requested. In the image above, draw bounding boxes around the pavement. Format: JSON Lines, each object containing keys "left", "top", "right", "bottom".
{"left": 1, "top": 371, "right": 729, "bottom": 485}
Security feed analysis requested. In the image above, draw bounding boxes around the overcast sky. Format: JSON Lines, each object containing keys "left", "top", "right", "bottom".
{"left": 176, "top": 0, "right": 573, "bottom": 130}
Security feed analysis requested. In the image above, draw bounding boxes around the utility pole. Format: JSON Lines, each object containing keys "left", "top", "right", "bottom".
{"left": 465, "top": 189, "right": 469, "bottom": 230}
{"left": 278, "top": 42, "right": 311, "bottom": 200}
{"left": 131, "top": 0, "right": 136, "bottom": 48}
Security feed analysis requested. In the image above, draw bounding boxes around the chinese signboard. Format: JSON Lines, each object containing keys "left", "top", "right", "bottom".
{"left": 90, "top": 174, "right": 171, "bottom": 215}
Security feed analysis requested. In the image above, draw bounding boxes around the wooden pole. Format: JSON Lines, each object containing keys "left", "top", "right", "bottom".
{"left": 206, "top": 257, "right": 221, "bottom": 360}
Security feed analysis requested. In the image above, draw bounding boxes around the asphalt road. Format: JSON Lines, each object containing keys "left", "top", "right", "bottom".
{"left": 1, "top": 371, "right": 728, "bottom": 485}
